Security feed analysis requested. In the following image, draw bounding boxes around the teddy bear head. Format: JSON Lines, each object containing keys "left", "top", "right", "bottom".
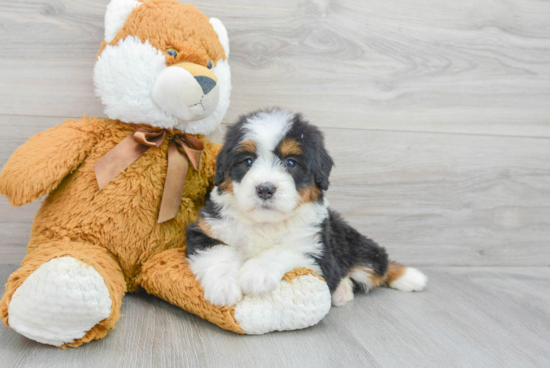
{"left": 94, "top": 0, "right": 230, "bottom": 135}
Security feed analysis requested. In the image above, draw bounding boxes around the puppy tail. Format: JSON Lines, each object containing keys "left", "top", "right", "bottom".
{"left": 386, "top": 261, "right": 427, "bottom": 292}
{"left": 348, "top": 262, "right": 427, "bottom": 292}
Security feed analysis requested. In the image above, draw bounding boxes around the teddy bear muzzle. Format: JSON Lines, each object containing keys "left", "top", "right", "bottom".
{"left": 151, "top": 61, "right": 220, "bottom": 122}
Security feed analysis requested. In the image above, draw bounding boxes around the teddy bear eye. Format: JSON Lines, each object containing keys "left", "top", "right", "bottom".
{"left": 166, "top": 49, "right": 178, "bottom": 58}
{"left": 207, "top": 60, "right": 213, "bottom": 70}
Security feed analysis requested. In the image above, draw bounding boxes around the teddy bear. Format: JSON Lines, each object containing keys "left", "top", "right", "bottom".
{"left": 0, "top": 0, "right": 331, "bottom": 348}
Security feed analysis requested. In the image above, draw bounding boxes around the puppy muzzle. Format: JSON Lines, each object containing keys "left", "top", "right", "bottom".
{"left": 151, "top": 62, "right": 219, "bottom": 122}
{"left": 256, "top": 183, "right": 277, "bottom": 200}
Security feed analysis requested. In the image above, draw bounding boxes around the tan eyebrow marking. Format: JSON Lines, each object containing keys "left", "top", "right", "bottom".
{"left": 236, "top": 140, "right": 257, "bottom": 153}
{"left": 279, "top": 138, "right": 302, "bottom": 156}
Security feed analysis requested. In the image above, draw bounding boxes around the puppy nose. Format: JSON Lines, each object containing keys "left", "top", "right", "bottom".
{"left": 256, "top": 183, "right": 277, "bottom": 200}
{"left": 194, "top": 76, "right": 216, "bottom": 95}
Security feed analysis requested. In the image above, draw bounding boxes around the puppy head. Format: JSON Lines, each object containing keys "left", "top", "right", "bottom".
{"left": 214, "top": 108, "right": 334, "bottom": 223}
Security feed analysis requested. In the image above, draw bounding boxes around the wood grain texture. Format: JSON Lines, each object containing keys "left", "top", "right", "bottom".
{"left": 0, "top": 0, "right": 549, "bottom": 136}
{"left": 1, "top": 118, "right": 549, "bottom": 266}
{"left": 1, "top": 265, "right": 549, "bottom": 367}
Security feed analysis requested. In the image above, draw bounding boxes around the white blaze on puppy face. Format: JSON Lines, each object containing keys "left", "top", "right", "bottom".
{"left": 231, "top": 110, "right": 300, "bottom": 223}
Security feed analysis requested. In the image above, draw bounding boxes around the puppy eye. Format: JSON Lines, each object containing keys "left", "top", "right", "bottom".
{"left": 166, "top": 49, "right": 178, "bottom": 58}
{"left": 244, "top": 158, "right": 254, "bottom": 167}
{"left": 284, "top": 159, "right": 296, "bottom": 169}
{"left": 207, "top": 60, "right": 213, "bottom": 69}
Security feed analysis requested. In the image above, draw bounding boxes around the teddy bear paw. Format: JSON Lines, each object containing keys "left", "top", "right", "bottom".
{"left": 7, "top": 256, "right": 112, "bottom": 346}
{"left": 234, "top": 273, "right": 331, "bottom": 334}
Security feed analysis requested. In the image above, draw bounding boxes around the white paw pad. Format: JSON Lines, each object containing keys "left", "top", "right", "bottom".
{"left": 8, "top": 256, "right": 112, "bottom": 346}
{"left": 389, "top": 267, "right": 427, "bottom": 292}
{"left": 234, "top": 274, "right": 331, "bottom": 334}
{"left": 332, "top": 277, "right": 354, "bottom": 306}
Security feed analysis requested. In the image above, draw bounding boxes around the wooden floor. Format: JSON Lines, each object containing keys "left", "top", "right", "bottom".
{"left": 1, "top": 265, "right": 549, "bottom": 368}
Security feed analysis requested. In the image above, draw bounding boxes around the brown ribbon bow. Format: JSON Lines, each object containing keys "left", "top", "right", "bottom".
{"left": 94, "top": 127, "right": 204, "bottom": 223}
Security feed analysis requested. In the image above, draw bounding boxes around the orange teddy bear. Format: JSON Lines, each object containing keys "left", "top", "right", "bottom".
{"left": 0, "top": 0, "right": 331, "bottom": 348}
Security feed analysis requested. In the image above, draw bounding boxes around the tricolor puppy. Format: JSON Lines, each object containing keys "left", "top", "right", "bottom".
{"left": 186, "top": 108, "right": 427, "bottom": 307}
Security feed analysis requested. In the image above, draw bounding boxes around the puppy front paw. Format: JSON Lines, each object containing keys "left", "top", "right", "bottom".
{"left": 238, "top": 259, "right": 284, "bottom": 296}
{"left": 202, "top": 277, "right": 243, "bottom": 307}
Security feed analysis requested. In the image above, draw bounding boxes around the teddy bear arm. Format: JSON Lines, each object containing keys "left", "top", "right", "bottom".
{"left": 0, "top": 122, "right": 97, "bottom": 206}
{"left": 139, "top": 249, "right": 332, "bottom": 334}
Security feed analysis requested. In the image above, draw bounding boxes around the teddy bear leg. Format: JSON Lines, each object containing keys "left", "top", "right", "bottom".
{"left": 139, "top": 249, "right": 331, "bottom": 334}
{"left": 0, "top": 240, "right": 126, "bottom": 347}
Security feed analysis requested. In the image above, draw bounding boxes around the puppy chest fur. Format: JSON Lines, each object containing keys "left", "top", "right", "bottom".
{"left": 201, "top": 197, "right": 326, "bottom": 265}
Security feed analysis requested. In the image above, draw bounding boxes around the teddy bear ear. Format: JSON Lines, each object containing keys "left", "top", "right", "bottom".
{"left": 209, "top": 18, "right": 230, "bottom": 57}
{"left": 104, "top": 0, "right": 142, "bottom": 43}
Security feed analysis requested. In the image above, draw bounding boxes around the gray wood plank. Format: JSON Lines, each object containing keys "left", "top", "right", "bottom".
{"left": 1, "top": 117, "right": 549, "bottom": 266}
{"left": 0, "top": 0, "right": 549, "bottom": 137}
{"left": 0, "top": 265, "right": 549, "bottom": 367}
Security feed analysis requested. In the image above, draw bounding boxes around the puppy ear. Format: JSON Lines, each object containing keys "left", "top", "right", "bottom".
{"left": 214, "top": 146, "right": 231, "bottom": 187}
{"left": 314, "top": 142, "right": 334, "bottom": 191}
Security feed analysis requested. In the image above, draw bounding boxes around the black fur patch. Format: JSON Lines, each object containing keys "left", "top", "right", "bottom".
{"left": 185, "top": 222, "right": 220, "bottom": 257}
{"left": 186, "top": 201, "right": 223, "bottom": 256}
{"left": 273, "top": 113, "right": 334, "bottom": 199}
{"left": 200, "top": 200, "right": 223, "bottom": 220}
{"left": 314, "top": 210, "right": 389, "bottom": 292}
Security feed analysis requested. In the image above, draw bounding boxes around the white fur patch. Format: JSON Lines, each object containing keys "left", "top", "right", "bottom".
{"left": 104, "top": 0, "right": 141, "bottom": 43}
{"left": 94, "top": 36, "right": 173, "bottom": 126}
{"left": 209, "top": 18, "right": 230, "bottom": 57}
{"left": 188, "top": 245, "right": 243, "bottom": 306}
{"left": 8, "top": 257, "right": 112, "bottom": 346}
{"left": 389, "top": 267, "right": 428, "bottom": 292}
{"left": 243, "top": 109, "right": 294, "bottom": 155}
{"left": 332, "top": 277, "right": 354, "bottom": 306}
{"left": 94, "top": 36, "right": 231, "bottom": 135}
{"left": 209, "top": 190, "right": 328, "bottom": 262}
{"left": 237, "top": 248, "right": 319, "bottom": 295}
{"left": 234, "top": 274, "right": 331, "bottom": 334}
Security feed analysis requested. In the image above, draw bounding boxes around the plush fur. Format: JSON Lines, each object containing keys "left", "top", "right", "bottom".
{"left": 0, "top": 1, "right": 331, "bottom": 347}
{"left": 94, "top": 1, "right": 231, "bottom": 133}
{"left": 187, "top": 108, "right": 428, "bottom": 307}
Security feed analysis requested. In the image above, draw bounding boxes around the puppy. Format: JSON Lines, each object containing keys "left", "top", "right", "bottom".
{"left": 186, "top": 108, "right": 427, "bottom": 307}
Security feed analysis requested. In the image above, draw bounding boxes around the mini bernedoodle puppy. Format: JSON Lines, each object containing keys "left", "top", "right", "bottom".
{"left": 186, "top": 108, "right": 427, "bottom": 307}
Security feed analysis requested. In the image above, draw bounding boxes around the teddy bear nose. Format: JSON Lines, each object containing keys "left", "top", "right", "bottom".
{"left": 194, "top": 76, "right": 217, "bottom": 95}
